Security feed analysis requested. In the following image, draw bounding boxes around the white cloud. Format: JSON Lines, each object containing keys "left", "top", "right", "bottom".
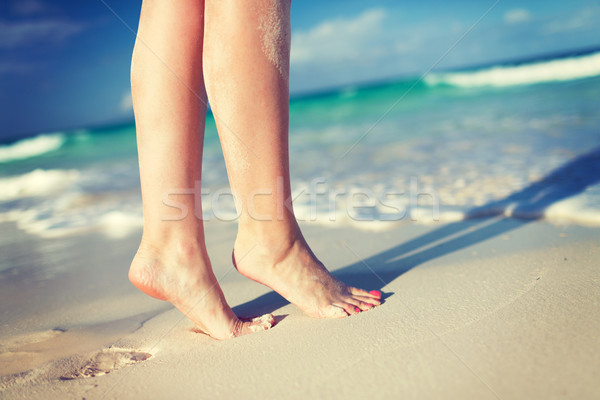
{"left": 120, "top": 90, "right": 133, "bottom": 114}
{"left": 0, "top": 19, "right": 84, "bottom": 49}
{"left": 504, "top": 9, "right": 531, "bottom": 24}
{"left": 289, "top": 8, "right": 449, "bottom": 91}
{"left": 291, "top": 8, "right": 392, "bottom": 65}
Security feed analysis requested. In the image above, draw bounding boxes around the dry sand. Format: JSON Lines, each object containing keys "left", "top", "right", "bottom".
{"left": 0, "top": 217, "right": 598, "bottom": 399}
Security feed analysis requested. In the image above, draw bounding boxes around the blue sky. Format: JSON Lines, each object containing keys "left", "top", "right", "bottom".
{"left": 1, "top": 0, "right": 599, "bottom": 139}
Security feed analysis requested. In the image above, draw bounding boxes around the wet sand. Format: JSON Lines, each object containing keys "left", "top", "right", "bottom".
{"left": 1, "top": 218, "right": 599, "bottom": 399}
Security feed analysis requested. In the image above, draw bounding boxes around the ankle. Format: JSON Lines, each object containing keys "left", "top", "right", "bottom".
{"left": 237, "top": 216, "right": 300, "bottom": 246}
{"left": 139, "top": 230, "right": 207, "bottom": 261}
{"left": 235, "top": 224, "right": 308, "bottom": 272}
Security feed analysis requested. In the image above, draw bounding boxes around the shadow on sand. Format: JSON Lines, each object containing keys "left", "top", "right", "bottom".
{"left": 233, "top": 146, "right": 600, "bottom": 317}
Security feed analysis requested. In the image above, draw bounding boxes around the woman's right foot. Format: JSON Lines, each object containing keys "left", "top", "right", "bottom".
{"left": 129, "top": 239, "right": 273, "bottom": 340}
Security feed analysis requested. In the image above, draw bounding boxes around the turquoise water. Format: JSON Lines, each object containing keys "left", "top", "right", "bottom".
{"left": 1, "top": 50, "right": 600, "bottom": 238}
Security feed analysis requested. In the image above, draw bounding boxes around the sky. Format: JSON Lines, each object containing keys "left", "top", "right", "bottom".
{"left": 1, "top": 0, "right": 599, "bottom": 140}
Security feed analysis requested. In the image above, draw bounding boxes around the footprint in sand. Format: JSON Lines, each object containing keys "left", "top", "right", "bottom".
{"left": 60, "top": 348, "right": 151, "bottom": 380}
{"left": 0, "top": 328, "right": 67, "bottom": 377}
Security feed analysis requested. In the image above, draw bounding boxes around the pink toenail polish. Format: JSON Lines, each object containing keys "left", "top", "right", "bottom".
{"left": 366, "top": 303, "right": 373, "bottom": 307}
{"left": 369, "top": 290, "right": 381, "bottom": 298}
{"left": 354, "top": 307, "right": 361, "bottom": 313}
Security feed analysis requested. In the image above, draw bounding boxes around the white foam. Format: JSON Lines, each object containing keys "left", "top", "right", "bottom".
{"left": 0, "top": 200, "right": 143, "bottom": 239}
{"left": 425, "top": 52, "right": 600, "bottom": 88}
{"left": 98, "top": 210, "right": 143, "bottom": 239}
{"left": 0, "top": 133, "right": 65, "bottom": 163}
{"left": 544, "top": 196, "right": 600, "bottom": 226}
{"left": 0, "top": 169, "right": 80, "bottom": 201}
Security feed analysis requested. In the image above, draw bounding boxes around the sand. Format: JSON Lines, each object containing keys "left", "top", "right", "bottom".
{"left": 0, "top": 217, "right": 598, "bottom": 399}
{"left": 257, "top": 0, "right": 291, "bottom": 81}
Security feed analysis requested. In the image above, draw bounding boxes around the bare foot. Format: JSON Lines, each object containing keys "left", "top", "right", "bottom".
{"left": 129, "top": 241, "right": 273, "bottom": 340}
{"left": 233, "top": 234, "right": 382, "bottom": 318}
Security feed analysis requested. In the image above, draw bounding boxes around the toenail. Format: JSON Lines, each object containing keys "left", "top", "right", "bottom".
{"left": 354, "top": 307, "right": 361, "bottom": 313}
{"left": 369, "top": 290, "right": 381, "bottom": 298}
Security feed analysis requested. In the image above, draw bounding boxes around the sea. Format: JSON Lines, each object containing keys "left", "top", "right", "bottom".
{"left": 1, "top": 48, "right": 600, "bottom": 240}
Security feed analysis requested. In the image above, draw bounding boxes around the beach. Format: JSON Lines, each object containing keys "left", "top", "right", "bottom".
{"left": 1, "top": 49, "right": 600, "bottom": 398}
{"left": 1, "top": 218, "right": 599, "bottom": 399}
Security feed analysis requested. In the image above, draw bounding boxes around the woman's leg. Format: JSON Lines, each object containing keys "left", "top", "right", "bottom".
{"left": 203, "top": 0, "right": 381, "bottom": 318}
{"left": 128, "top": 0, "right": 273, "bottom": 340}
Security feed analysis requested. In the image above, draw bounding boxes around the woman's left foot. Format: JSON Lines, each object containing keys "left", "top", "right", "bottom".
{"left": 233, "top": 232, "right": 382, "bottom": 318}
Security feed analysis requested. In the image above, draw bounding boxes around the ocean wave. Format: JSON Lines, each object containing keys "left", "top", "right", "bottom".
{"left": 0, "top": 169, "right": 80, "bottom": 201}
{"left": 0, "top": 133, "right": 65, "bottom": 163}
{"left": 1, "top": 178, "right": 599, "bottom": 241}
{"left": 425, "top": 51, "right": 600, "bottom": 88}
{"left": 98, "top": 210, "right": 143, "bottom": 239}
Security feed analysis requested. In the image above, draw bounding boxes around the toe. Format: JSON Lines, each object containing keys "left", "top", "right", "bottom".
{"left": 350, "top": 287, "right": 372, "bottom": 297}
{"left": 335, "top": 301, "right": 359, "bottom": 316}
{"left": 246, "top": 313, "right": 274, "bottom": 332}
{"left": 350, "top": 287, "right": 382, "bottom": 300}
{"left": 322, "top": 305, "right": 348, "bottom": 318}
{"left": 348, "top": 297, "right": 375, "bottom": 311}
{"left": 354, "top": 295, "right": 381, "bottom": 306}
{"left": 345, "top": 294, "right": 379, "bottom": 310}
{"left": 231, "top": 314, "right": 274, "bottom": 338}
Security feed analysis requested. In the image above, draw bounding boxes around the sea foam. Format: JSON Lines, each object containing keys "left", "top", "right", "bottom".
{"left": 0, "top": 169, "right": 80, "bottom": 201}
{"left": 0, "top": 133, "right": 65, "bottom": 163}
{"left": 425, "top": 51, "right": 600, "bottom": 88}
